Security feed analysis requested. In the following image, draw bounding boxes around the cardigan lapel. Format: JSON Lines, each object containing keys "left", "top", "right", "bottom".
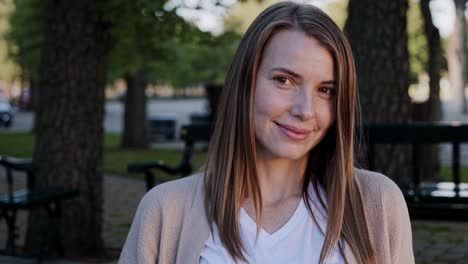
{"left": 175, "top": 174, "right": 359, "bottom": 264}
{"left": 175, "top": 174, "right": 211, "bottom": 264}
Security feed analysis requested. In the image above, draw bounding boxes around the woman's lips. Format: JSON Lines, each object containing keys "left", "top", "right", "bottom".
{"left": 275, "top": 122, "right": 312, "bottom": 141}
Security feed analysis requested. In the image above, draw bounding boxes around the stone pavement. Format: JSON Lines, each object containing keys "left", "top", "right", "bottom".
{"left": 1, "top": 172, "right": 468, "bottom": 263}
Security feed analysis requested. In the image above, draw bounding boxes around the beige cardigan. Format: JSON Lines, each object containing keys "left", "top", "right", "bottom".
{"left": 119, "top": 169, "right": 415, "bottom": 264}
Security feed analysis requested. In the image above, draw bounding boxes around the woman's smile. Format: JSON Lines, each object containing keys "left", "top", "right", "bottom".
{"left": 274, "top": 122, "right": 312, "bottom": 141}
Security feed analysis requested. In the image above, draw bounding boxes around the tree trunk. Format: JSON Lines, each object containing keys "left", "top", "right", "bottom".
{"left": 30, "top": 77, "right": 39, "bottom": 132}
{"left": 411, "top": 0, "right": 443, "bottom": 181}
{"left": 454, "top": 0, "right": 467, "bottom": 114}
{"left": 345, "top": 0, "right": 412, "bottom": 183}
{"left": 121, "top": 68, "right": 148, "bottom": 149}
{"left": 420, "top": 0, "right": 442, "bottom": 121}
{"left": 204, "top": 83, "right": 222, "bottom": 123}
{"left": 28, "top": 0, "right": 108, "bottom": 257}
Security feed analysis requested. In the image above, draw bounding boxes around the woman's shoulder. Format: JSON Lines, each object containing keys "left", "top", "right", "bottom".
{"left": 120, "top": 173, "right": 206, "bottom": 263}
{"left": 353, "top": 168, "right": 403, "bottom": 200}
{"left": 139, "top": 173, "right": 204, "bottom": 212}
{"left": 353, "top": 168, "right": 410, "bottom": 223}
{"left": 353, "top": 170, "right": 414, "bottom": 262}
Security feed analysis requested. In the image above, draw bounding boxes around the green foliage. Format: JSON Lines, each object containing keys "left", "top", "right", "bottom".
{"left": 408, "top": 0, "right": 428, "bottom": 83}
{"left": 4, "top": 0, "right": 242, "bottom": 89}
{"left": 6, "top": 0, "right": 44, "bottom": 81}
{"left": 225, "top": 0, "right": 278, "bottom": 34}
{"left": 104, "top": 0, "right": 190, "bottom": 81}
{"left": 326, "top": 0, "right": 348, "bottom": 29}
{"left": 0, "top": 0, "right": 19, "bottom": 80}
{"left": 155, "top": 29, "right": 241, "bottom": 87}
{"left": 104, "top": 0, "right": 235, "bottom": 88}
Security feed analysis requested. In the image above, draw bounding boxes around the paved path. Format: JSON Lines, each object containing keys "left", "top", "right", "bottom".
{"left": 1, "top": 172, "right": 468, "bottom": 263}
{"left": 0, "top": 173, "right": 145, "bottom": 264}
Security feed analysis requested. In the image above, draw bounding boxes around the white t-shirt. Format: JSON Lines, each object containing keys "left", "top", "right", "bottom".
{"left": 199, "top": 184, "right": 345, "bottom": 264}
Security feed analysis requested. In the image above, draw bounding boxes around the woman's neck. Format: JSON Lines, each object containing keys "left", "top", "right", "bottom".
{"left": 255, "top": 155, "right": 308, "bottom": 206}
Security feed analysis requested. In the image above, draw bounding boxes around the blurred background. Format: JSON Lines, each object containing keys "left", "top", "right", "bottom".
{"left": 0, "top": 0, "right": 467, "bottom": 263}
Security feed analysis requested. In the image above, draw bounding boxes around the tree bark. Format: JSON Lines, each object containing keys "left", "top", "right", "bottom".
{"left": 446, "top": 1, "right": 465, "bottom": 115}
{"left": 454, "top": 0, "right": 467, "bottom": 114}
{"left": 345, "top": 0, "right": 412, "bottom": 183}
{"left": 121, "top": 68, "right": 148, "bottom": 149}
{"left": 28, "top": 0, "right": 108, "bottom": 257}
{"left": 204, "top": 83, "right": 222, "bottom": 123}
{"left": 420, "top": 0, "right": 442, "bottom": 120}
{"left": 30, "top": 77, "right": 39, "bottom": 132}
{"left": 411, "top": 0, "right": 443, "bottom": 181}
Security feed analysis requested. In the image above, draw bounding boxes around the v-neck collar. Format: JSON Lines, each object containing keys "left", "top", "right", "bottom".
{"left": 239, "top": 199, "right": 308, "bottom": 249}
{"left": 176, "top": 174, "right": 359, "bottom": 264}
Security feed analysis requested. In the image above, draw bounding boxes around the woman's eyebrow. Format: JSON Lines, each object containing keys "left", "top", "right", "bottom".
{"left": 270, "top": 67, "right": 335, "bottom": 85}
{"left": 270, "top": 67, "right": 302, "bottom": 79}
{"left": 321, "top": 80, "right": 336, "bottom": 85}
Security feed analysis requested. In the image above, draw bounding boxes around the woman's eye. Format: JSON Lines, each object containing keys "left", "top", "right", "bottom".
{"left": 273, "top": 76, "right": 293, "bottom": 86}
{"left": 319, "top": 87, "right": 336, "bottom": 97}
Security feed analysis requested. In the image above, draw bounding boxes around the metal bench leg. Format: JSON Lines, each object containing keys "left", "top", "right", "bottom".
{"left": 4, "top": 209, "right": 17, "bottom": 256}
{"left": 144, "top": 171, "right": 155, "bottom": 191}
{"left": 45, "top": 201, "right": 64, "bottom": 257}
{"left": 53, "top": 201, "right": 64, "bottom": 257}
{"left": 36, "top": 218, "right": 49, "bottom": 264}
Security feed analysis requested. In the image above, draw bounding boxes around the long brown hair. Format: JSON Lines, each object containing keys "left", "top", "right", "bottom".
{"left": 204, "top": 2, "right": 375, "bottom": 263}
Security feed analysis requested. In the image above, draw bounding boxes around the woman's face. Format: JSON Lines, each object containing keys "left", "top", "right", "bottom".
{"left": 253, "top": 30, "right": 336, "bottom": 161}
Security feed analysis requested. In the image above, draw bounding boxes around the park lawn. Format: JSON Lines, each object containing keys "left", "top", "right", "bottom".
{"left": 103, "top": 133, "right": 207, "bottom": 180}
{"left": 0, "top": 132, "right": 35, "bottom": 158}
{"left": 439, "top": 165, "right": 468, "bottom": 182}
{"left": 0, "top": 132, "right": 466, "bottom": 182}
{"left": 0, "top": 132, "right": 207, "bottom": 181}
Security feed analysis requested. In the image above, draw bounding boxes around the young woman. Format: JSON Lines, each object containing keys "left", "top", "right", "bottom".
{"left": 119, "top": 2, "right": 414, "bottom": 263}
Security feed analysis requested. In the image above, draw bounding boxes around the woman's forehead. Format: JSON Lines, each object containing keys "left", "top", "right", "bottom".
{"left": 260, "top": 30, "right": 334, "bottom": 81}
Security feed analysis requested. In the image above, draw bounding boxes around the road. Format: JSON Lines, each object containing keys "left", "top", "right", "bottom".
{"left": 1, "top": 98, "right": 208, "bottom": 136}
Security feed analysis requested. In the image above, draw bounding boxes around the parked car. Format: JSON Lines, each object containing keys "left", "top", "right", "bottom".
{"left": 0, "top": 97, "right": 13, "bottom": 127}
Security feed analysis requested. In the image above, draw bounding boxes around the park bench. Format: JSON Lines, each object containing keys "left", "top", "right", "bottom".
{"left": 129, "top": 122, "right": 468, "bottom": 221}
{"left": 365, "top": 122, "right": 468, "bottom": 221}
{"left": 128, "top": 122, "right": 211, "bottom": 191}
{"left": 0, "top": 156, "right": 79, "bottom": 260}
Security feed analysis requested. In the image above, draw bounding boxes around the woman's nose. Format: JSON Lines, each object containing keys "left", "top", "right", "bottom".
{"left": 289, "top": 87, "right": 314, "bottom": 120}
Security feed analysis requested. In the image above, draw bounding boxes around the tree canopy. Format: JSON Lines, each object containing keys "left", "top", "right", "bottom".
{"left": 5, "top": 0, "right": 240, "bottom": 89}
{"left": 104, "top": 0, "right": 240, "bottom": 87}
{"left": 5, "top": 0, "right": 44, "bottom": 82}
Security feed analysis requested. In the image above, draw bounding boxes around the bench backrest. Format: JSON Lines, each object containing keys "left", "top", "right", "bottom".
{"left": 0, "top": 156, "right": 37, "bottom": 201}
{"left": 364, "top": 123, "right": 468, "bottom": 144}
{"left": 178, "top": 122, "right": 468, "bottom": 187}
{"left": 364, "top": 122, "right": 468, "bottom": 188}
{"left": 180, "top": 122, "right": 212, "bottom": 144}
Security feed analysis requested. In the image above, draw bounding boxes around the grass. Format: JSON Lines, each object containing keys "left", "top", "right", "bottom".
{"left": 0, "top": 132, "right": 466, "bottom": 182}
{"left": 412, "top": 224, "right": 464, "bottom": 244}
{"left": 440, "top": 165, "right": 468, "bottom": 182}
{"left": 0, "top": 132, "right": 35, "bottom": 158}
{"left": 0, "top": 132, "right": 207, "bottom": 181}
